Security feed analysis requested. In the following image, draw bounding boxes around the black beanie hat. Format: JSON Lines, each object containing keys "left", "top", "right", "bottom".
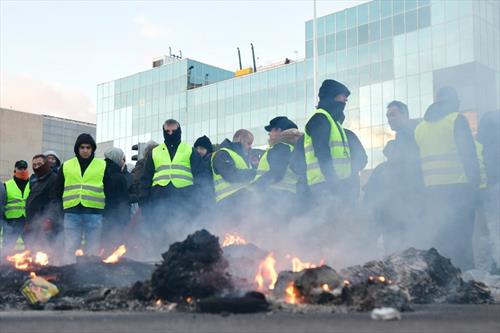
{"left": 15, "top": 160, "right": 28, "bottom": 169}
{"left": 194, "top": 135, "right": 214, "bottom": 154}
{"left": 74, "top": 133, "right": 97, "bottom": 156}
{"left": 318, "top": 79, "right": 351, "bottom": 100}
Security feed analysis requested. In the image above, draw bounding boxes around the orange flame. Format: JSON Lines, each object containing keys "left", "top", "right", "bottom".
{"left": 321, "top": 283, "right": 330, "bottom": 292}
{"left": 7, "top": 250, "right": 32, "bottom": 270}
{"left": 221, "top": 233, "right": 248, "bottom": 247}
{"left": 102, "top": 245, "right": 127, "bottom": 264}
{"left": 291, "top": 257, "right": 324, "bottom": 272}
{"left": 30, "top": 272, "right": 37, "bottom": 278}
{"left": 186, "top": 296, "right": 193, "bottom": 303}
{"left": 155, "top": 299, "right": 162, "bottom": 306}
{"left": 378, "top": 276, "right": 386, "bottom": 283}
{"left": 255, "top": 253, "right": 278, "bottom": 291}
{"left": 343, "top": 280, "right": 350, "bottom": 286}
{"left": 285, "top": 282, "right": 300, "bottom": 304}
{"left": 75, "top": 249, "right": 84, "bottom": 257}
{"left": 34, "top": 252, "right": 49, "bottom": 266}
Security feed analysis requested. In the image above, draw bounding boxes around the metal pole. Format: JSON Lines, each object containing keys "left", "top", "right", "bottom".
{"left": 312, "top": 0, "right": 318, "bottom": 106}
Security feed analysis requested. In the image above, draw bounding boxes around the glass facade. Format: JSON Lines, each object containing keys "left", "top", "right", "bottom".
{"left": 97, "top": 0, "right": 499, "bottom": 169}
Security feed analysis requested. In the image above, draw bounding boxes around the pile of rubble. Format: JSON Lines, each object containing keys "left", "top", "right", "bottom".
{"left": 0, "top": 231, "right": 495, "bottom": 313}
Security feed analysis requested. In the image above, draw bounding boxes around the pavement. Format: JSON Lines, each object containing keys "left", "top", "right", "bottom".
{"left": 0, "top": 304, "right": 499, "bottom": 333}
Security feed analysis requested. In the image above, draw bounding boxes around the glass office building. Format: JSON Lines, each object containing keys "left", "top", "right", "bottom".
{"left": 97, "top": 0, "right": 499, "bottom": 169}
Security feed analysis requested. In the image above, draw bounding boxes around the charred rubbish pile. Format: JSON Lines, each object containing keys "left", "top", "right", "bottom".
{"left": 0, "top": 231, "right": 495, "bottom": 313}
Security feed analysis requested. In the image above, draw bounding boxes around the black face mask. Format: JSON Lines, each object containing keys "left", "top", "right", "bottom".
{"left": 164, "top": 127, "right": 182, "bottom": 145}
{"left": 319, "top": 99, "right": 346, "bottom": 122}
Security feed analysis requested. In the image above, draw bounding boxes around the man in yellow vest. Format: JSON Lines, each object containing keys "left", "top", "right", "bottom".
{"left": 212, "top": 129, "right": 256, "bottom": 213}
{"left": 252, "top": 117, "right": 302, "bottom": 214}
{"left": 304, "top": 79, "right": 352, "bottom": 209}
{"left": 140, "top": 119, "right": 204, "bottom": 250}
{"left": 415, "top": 86, "right": 480, "bottom": 271}
{"left": 1, "top": 160, "right": 30, "bottom": 256}
{"left": 51, "top": 133, "right": 111, "bottom": 262}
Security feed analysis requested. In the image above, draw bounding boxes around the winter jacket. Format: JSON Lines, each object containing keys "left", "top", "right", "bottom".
{"left": 420, "top": 101, "right": 480, "bottom": 188}
{"left": 253, "top": 129, "right": 303, "bottom": 189}
{"left": 0, "top": 181, "right": 5, "bottom": 219}
{"left": 477, "top": 111, "right": 500, "bottom": 186}
{"left": 212, "top": 139, "right": 256, "bottom": 183}
{"left": 26, "top": 170, "right": 60, "bottom": 225}
{"left": 140, "top": 139, "right": 204, "bottom": 202}
{"left": 345, "top": 129, "right": 367, "bottom": 201}
{"left": 103, "top": 158, "right": 130, "bottom": 225}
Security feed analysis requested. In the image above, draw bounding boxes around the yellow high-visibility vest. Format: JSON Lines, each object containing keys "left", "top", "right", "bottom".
{"left": 212, "top": 148, "right": 252, "bottom": 202}
{"left": 151, "top": 142, "right": 194, "bottom": 188}
{"left": 304, "top": 108, "right": 351, "bottom": 186}
{"left": 63, "top": 157, "right": 106, "bottom": 210}
{"left": 4, "top": 179, "right": 30, "bottom": 219}
{"left": 415, "top": 112, "right": 467, "bottom": 187}
{"left": 254, "top": 143, "right": 297, "bottom": 193}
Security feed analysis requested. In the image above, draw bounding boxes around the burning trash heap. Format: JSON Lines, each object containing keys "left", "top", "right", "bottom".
{"left": 0, "top": 230, "right": 494, "bottom": 312}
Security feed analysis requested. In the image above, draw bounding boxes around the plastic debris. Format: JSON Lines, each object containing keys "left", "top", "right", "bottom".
{"left": 21, "top": 273, "right": 59, "bottom": 304}
{"left": 370, "top": 307, "right": 402, "bottom": 320}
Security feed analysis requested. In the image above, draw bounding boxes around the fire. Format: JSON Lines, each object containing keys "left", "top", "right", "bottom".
{"left": 7, "top": 250, "right": 32, "bottom": 270}
{"left": 221, "top": 233, "right": 248, "bottom": 247}
{"left": 34, "top": 252, "right": 49, "bottom": 266}
{"left": 102, "top": 245, "right": 127, "bottom": 264}
{"left": 378, "top": 276, "right": 386, "bottom": 283}
{"left": 285, "top": 282, "right": 300, "bottom": 304}
{"left": 75, "top": 249, "right": 84, "bottom": 256}
{"left": 291, "top": 257, "right": 318, "bottom": 272}
{"left": 186, "top": 296, "right": 193, "bottom": 303}
{"left": 343, "top": 280, "right": 350, "bottom": 286}
{"left": 155, "top": 299, "right": 162, "bottom": 306}
{"left": 30, "top": 272, "right": 36, "bottom": 278}
{"left": 255, "top": 253, "right": 278, "bottom": 291}
{"left": 321, "top": 283, "right": 330, "bottom": 292}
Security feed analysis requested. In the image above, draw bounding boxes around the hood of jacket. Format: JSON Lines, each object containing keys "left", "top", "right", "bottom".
{"left": 424, "top": 100, "right": 459, "bottom": 122}
{"left": 269, "top": 128, "right": 304, "bottom": 147}
{"left": 219, "top": 138, "right": 246, "bottom": 159}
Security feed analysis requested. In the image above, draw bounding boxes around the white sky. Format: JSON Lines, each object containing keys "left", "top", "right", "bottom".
{"left": 0, "top": 0, "right": 368, "bottom": 123}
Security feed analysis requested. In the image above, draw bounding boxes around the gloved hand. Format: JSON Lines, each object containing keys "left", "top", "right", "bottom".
{"left": 41, "top": 218, "right": 54, "bottom": 232}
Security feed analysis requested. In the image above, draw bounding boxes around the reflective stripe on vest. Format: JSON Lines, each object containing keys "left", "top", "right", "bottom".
{"left": 62, "top": 157, "right": 106, "bottom": 210}
{"left": 4, "top": 179, "right": 30, "bottom": 219}
{"left": 476, "top": 141, "right": 488, "bottom": 189}
{"left": 254, "top": 143, "right": 298, "bottom": 193}
{"left": 304, "top": 108, "right": 351, "bottom": 186}
{"left": 212, "top": 147, "right": 252, "bottom": 202}
{"left": 415, "top": 112, "right": 467, "bottom": 186}
{"left": 152, "top": 142, "right": 194, "bottom": 188}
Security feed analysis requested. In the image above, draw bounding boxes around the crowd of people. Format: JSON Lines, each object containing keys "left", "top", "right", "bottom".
{"left": 0, "top": 79, "right": 498, "bottom": 272}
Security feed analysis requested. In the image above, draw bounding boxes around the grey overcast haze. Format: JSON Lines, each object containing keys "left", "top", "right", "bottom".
{"left": 0, "top": 0, "right": 368, "bottom": 123}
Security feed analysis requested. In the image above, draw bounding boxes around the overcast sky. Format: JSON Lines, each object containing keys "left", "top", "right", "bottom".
{"left": 0, "top": 0, "right": 367, "bottom": 123}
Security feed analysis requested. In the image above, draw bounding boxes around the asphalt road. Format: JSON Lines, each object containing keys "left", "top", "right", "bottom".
{"left": 0, "top": 304, "right": 499, "bottom": 333}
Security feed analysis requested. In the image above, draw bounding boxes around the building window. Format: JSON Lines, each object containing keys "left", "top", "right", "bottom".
{"left": 418, "top": 6, "right": 431, "bottom": 28}
{"left": 358, "top": 24, "right": 369, "bottom": 44}
{"left": 405, "top": 10, "right": 418, "bottom": 33}
{"left": 358, "top": 3, "right": 369, "bottom": 25}
{"left": 393, "top": 14, "right": 405, "bottom": 35}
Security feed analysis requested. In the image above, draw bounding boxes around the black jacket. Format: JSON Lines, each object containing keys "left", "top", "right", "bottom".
{"left": 212, "top": 139, "right": 256, "bottom": 183}
{"left": 26, "top": 170, "right": 60, "bottom": 225}
{"left": 140, "top": 141, "right": 204, "bottom": 202}
{"left": 103, "top": 158, "right": 130, "bottom": 224}
{"left": 477, "top": 111, "right": 500, "bottom": 186}
{"left": 422, "top": 101, "right": 480, "bottom": 188}
{"left": 50, "top": 155, "right": 112, "bottom": 215}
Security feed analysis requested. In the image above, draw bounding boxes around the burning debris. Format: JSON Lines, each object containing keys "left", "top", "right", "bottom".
{"left": 151, "top": 229, "right": 233, "bottom": 302}
{"left": 341, "top": 248, "right": 494, "bottom": 304}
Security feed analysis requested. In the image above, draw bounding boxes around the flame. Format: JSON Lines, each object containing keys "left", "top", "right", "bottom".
{"left": 34, "top": 252, "right": 49, "bottom": 266}
{"left": 378, "top": 276, "right": 386, "bottom": 283}
{"left": 221, "top": 233, "right": 248, "bottom": 247}
{"left": 102, "top": 245, "right": 127, "bottom": 264}
{"left": 285, "top": 282, "right": 300, "bottom": 304}
{"left": 155, "top": 299, "right": 162, "bottom": 306}
{"left": 7, "top": 250, "right": 32, "bottom": 270}
{"left": 343, "top": 280, "right": 350, "bottom": 286}
{"left": 291, "top": 257, "right": 323, "bottom": 272}
{"left": 255, "top": 253, "right": 278, "bottom": 291}
{"left": 75, "top": 249, "right": 84, "bottom": 256}
{"left": 186, "top": 296, "right": 193, "bottom": 303}
{"left": 30, "top": 272, "right": 37, "bottom": 278}
{"left": 321, "top": 283, "right": 330, "bottom": 292}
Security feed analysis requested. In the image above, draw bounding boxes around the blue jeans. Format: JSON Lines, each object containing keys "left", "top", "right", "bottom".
{"left": 1, "top": 219, "right": 25, "bottom": 256}
{"left": 64, "top": 213, "right": 102, "bottom": 261}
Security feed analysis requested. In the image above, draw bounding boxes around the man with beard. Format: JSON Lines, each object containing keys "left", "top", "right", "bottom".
{"left": 1, "top": 160, "right": 30, "bottom": 256}
{"left": 51, "top": 133, "right": 111, "bottom": 262}
{"left": 25, "top": 154, "right": 61, "bottom": 255}
{"left": 141, "top": 119, "right": 203, "bottom": 251}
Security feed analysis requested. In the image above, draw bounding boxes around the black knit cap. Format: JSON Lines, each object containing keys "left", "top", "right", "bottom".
{"left": 73, "top": 133, "right": 97, "bottom": 155}
{"left": 318, "top": 79, "right": 351, "bottom": 99}
{"left": 264, "top": 116, "right": 298, "bottom": 132}
{"left": 14, "top": 160, "right": 28, "bottom": 169}
{"left": 194, "top": 135, "right": 214, "bottom": 154}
